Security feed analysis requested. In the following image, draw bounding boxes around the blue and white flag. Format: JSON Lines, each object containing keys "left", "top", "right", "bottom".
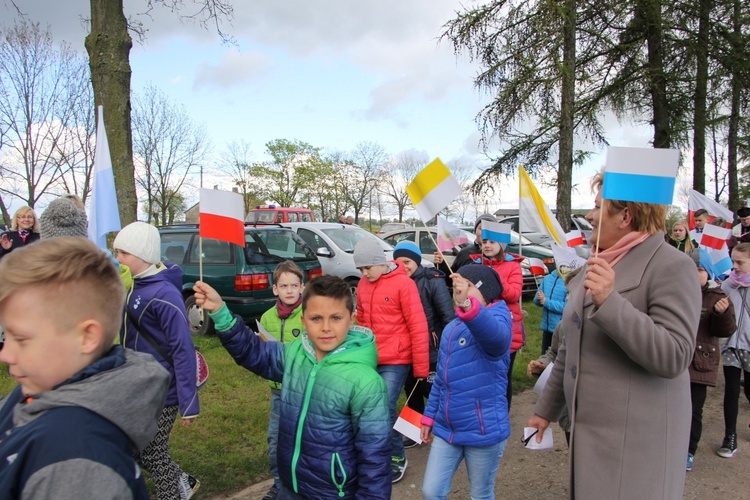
{"left": 602, "top": 147, "right": 680, "bottom": 205}
{"left": 481, "top": 221, "right": 512, "bottom": 245}
{"left": 87, "top": 106, "right": 121, "bottom": 250}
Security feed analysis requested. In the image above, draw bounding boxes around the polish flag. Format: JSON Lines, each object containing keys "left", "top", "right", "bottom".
{"left": 699, "top": 224, "right": 730, "bottom": 251}
{"left": 394, "top": 406, "right": 423, "bottom": 444}
{"left": 566, "top": 229, "right": 585, "bottom": 247}
{"left": 199, "top": 188, "right": 246, "bottom": 247}
{"left": 527, "top": 257, "right": 547, "bottom": 275}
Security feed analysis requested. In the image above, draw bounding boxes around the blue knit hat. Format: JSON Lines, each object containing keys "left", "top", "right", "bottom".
{"left": 393, "top": 241, "right": 422, "bottom": 266}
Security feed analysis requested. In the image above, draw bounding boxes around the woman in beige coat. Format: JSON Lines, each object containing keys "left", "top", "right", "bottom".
{"left": 528, "top": 170, "right": 702, "bottom": 499}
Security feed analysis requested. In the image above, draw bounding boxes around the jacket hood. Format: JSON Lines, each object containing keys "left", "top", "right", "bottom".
{"left": 13, "top": 346, "right": 169, "bottom": 451}
{"left": 300, "top": 326, "right": 379, "bottom": 368}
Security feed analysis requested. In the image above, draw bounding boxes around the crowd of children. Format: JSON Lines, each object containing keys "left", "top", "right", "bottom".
{"left": 0, "top": 202, "right": 749, "bottom": 499}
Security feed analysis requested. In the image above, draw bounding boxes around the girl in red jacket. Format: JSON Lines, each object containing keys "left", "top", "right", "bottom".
{"left": 353, "top": 237, "right": 430, "bottom": 484}
{"left": 468, "top": 235, "right": 525, "bottom": 408}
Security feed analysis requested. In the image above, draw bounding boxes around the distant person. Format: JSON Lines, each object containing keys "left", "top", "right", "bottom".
{"left": 421, "top": 265, "right": 512, "bottom": 500}
{"left": 193, "top": 275, "right": 392, "bottom": 499}
{"left": 346, "top": 215, "right": 355, "bottom": 225}
{"left": 39, "top": 196, "right": 89, "bottom": 239}
{"left": 730, "top": 205, "right": 750, "bottom": 249}
{"left": 0, "top": 237, "right": 170, "bottom": 498}
{"left": 354, "top": 237, "right": 430, "bottom": 483}
{"left": 339, "top": 215, "right": 347, "bottom": 224}
{"left": 392, "top": 241, "right": 455, "bottom": 448}
{"left": 667, "top": 219, "right": 697, "bottom": 253}
{"left": 690, "top": 208, "right": 709, "bottom": 243}
{"left": 686, "top": 257, "right": 735, "bottom": 471}
{"left": 114, "top": 221, "right": 201, "bottom": 499}
{"left": 258, "top": 260, "right": 306, "bottom": 500}
{"left": 533, "top": 268, "right": 567, "bottom": 355}
{"left": 0, "top": 206, "right": 40, "bottom": 259}
{"left": 433, "top": 213, "right": 496, "bottom": 279}
{"left": 717, "top": 242, "right": 750, "bottom": 459}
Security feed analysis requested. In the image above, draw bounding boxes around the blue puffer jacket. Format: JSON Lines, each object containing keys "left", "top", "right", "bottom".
{"left": 213, "top": 308, "right": 391, "bottom": 499}
{"left": 422, "top": 297, "right": 513, "bottom": 447}
{"left": 411, "top": 266, "right": 456, "bottom": 362}
{"left": 120, "top": 263, "right": 198, "bottom": 418}
{"left": 533, "top": 270, "right": 568, "bottom": 333}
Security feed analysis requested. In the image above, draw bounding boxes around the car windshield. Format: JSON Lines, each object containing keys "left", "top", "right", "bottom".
{"left": 323, "top": 227, "right": 393, "bottom": 253}
{"left": 244, "top": 229, "right": 317, "bottom": 264}
{"left": 245, "top": 211, "right": 277, "bottom": 223}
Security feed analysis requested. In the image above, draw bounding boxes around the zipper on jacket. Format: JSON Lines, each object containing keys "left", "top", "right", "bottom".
{"left": 475, "top": 399, "right": 486, "bottom": 435}
{"left": 330, "top": 452, "right": 347, "bottom": 497}
{"left": 280, "top": 318, "right": 286, "bottom": 343}
{"left": 291, "top": 362, "right": 322, "bottom": 493}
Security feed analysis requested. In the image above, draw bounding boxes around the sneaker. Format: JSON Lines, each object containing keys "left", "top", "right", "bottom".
{"left": 179, "top": 474, "right": 200, "bottom": 500}
{"left": 717, "top": 433, "right": 738, "bottom": 458}
{"left": 685, "top": 453, "right": 694, "bottom": 471}
{"left": 391, "top": 456, "right": 407, "bottom": 483}
{"left": 261, "top": 485, "right": 279, "bottom": 500}
{"left": 403, "top": 437, "right": 419, "bottom": 449}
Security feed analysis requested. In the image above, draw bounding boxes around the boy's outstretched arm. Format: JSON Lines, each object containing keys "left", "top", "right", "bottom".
{"left": 193, "top": 281, "right": 224, "bottom": 313}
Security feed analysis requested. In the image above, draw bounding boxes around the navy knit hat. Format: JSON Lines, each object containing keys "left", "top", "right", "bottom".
{"left": 456, "top": 265, "right": 504, "bottom": 304}
{"left": 393, "top": 240, "right": 422, "bottom": 266}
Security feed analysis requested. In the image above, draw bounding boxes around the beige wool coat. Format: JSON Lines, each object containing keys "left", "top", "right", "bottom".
{"left": 534, "top": 234, "right": 701, "bottom": 499}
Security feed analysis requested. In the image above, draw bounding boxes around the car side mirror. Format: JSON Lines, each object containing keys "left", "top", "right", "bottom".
{"left": 316, "top": 247, "right": 332, "bottom": 257}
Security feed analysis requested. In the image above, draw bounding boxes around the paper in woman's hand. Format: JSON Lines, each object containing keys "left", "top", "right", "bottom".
{"left": 523, "top": 426, "right": 554, "bottom": 450}
{"left": 533, "top": 361, "right": 554, "bottom": 395}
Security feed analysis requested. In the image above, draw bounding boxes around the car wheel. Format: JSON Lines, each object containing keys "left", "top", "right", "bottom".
{"left": 346, "top": 277, "right": 360, "bottom": 309}
{"left": 185, "top": 294, "right": 215, "bottom": 336}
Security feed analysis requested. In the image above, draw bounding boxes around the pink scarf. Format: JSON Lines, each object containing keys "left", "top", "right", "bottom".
{"left": 726, "top": 270, "right": 750, "bottom": 288}
{"left": 594, "top": 232, "right": 650, "bottom": 268}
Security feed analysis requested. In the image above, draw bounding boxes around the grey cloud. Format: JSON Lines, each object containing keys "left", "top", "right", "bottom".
{"left": 193, "top": 49, "right": 272, "bottom": 90}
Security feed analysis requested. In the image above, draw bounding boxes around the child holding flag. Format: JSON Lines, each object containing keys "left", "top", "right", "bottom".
{"left": 533, "top": 269, "right": 567, "bottom": 356}
{"left": 420, "top": 265, "right": 512, "bottom": 500}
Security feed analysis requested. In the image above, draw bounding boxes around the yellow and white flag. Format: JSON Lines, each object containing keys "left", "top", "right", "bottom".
{"left": 519, "top": 166, "right": 566, "bottom": 246}
{"left": 406, "top": 158, "right": 462, "bottom": 223}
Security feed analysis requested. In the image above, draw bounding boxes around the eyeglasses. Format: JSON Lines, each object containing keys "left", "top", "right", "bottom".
{"left": 17, "top": 215, "right": 35, "bottom": 220}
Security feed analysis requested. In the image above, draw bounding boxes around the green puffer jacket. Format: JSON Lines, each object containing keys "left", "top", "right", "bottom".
{"left": 212, "top": 307, "right": 392, "bottom": 499}
{"left": 259, "top": 304, "right": 304, "bottom": 390}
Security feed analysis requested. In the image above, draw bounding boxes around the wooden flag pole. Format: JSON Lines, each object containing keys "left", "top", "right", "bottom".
{"left": 421, "top": 219, "right": 454, "bottom": 276}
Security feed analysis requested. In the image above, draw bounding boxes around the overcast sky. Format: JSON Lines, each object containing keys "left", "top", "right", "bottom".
{"left": 3, "top": 0, "right": 664, "bottom": 214}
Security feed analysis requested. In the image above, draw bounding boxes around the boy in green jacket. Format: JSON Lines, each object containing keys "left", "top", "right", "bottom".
{"left": 193, "top": 275, "right": 391, "bottom": 499}
{"left": 259, "top": 260, "right": 305, "bottom": 499}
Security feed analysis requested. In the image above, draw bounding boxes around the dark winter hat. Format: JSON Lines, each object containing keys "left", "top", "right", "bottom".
{"left": 737, "top": 206, "right": 750, "bottom": 218}
{"left": 456, "top": 264, "right": 504, "bottom": 304}
{"left": 393, "top": 241, "right": 422, "bottom": 266}
{"left": 40, "top": 197, "right": 89, "bottom": 239}
{"left": 353, "top": 238, "right": 387, "bottom": 268}
{"left": 474, "top": 213, "right": 497, "bottom": 231}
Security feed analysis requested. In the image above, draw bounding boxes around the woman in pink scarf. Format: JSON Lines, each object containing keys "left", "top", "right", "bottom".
{"left": 0, "top": 206, "right": 40, "bottom": 260}
{"left": 527, "top": 170, "right": 701, "bottom": 499}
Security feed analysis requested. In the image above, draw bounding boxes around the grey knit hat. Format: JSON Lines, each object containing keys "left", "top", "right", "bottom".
{"left": 353, "top": 238, "right": 387, "bottom": 268}
{"left": 40, "top": 197, "right": 89, "bottom": 239}
{"left": 457, "top": 264, "right": 504, "bottom": 304}
{"left": 113, "top": 221, "right": 161, "bottom": 264}
{"left": 474, "top": 213, "right": 497, "bottom": 231}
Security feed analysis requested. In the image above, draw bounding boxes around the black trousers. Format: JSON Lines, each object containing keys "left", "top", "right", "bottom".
{"left": 723, "top": 365, "right": 750, "bottom": 435}
{"left": 689, "top": 382, "right": 708, "bottom": 455}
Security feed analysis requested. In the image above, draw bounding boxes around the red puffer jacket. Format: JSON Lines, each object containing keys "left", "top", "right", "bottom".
{"left": 356, "top": 261, "right": 430, "bottom": 377}
{"left": 469, "top": 253, "right": 525, "bottom": 352}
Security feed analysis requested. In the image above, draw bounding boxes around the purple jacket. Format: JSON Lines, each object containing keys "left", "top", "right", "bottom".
{"left": 120, "top": 263, "right": 198, "bottom": 417}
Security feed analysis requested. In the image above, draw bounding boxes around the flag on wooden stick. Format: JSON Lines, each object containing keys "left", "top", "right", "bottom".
{"left": 199, "top": 188, "right": 245, "bottom": 247}
{"left": 602, "top": 147, "right": 679, "bottom": 205}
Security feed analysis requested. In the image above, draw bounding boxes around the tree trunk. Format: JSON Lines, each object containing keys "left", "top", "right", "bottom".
{"left": 85, "top": 0, "right": 137, "bottom": 225}
{"left": 725, "top": 0, "right": 741, "bottom": 213}
{"left": 557, "top": 0, "right": 576, "bottom": 232}
{"left": 640, "top": 0, "right": 671, "bottom": 148}
{"left": 692, "top": 0, "right": 711, "bottom": 194}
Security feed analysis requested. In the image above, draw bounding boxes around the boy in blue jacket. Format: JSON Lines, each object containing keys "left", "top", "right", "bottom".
{"left": 420, "top": 265, "right": 513, "bottom": 500}
{"left": 0, "top": 237, "right": 169, "bottom": 499}
{"left": 194, "top": 275, "right": 391, "bottom": 499}
{"left": 114, "top": 221, "right": 200, "bottom": 499}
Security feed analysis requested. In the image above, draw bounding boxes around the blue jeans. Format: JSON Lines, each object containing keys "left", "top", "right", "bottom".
{"left": 377, "top": 364, "right": 410, "bottom": 459}
{"left": 267, "top": 389, "right": 282, "bottom": 488}
{"left": 422, "top": 436, "right": 507, "bottom": 500}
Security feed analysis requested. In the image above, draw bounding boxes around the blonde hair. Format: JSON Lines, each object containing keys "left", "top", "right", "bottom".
{"left": 671, "top": 220, "right": 695, "bottom": 252}
{"left": 0, "top": 237, "right": 124, "bottom": 352}
{"left": 10, "top": 206, "right": 40, "bottom": 232}
{"left": 61, "top": 193, "right": 85, "bottom": 210}
{"left": 591, "top": 170, "right": 667, "bottom": 234}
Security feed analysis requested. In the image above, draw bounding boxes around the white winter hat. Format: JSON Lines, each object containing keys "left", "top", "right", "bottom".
{"left": 113, "top": 221, "right": 161, "bottom": 264}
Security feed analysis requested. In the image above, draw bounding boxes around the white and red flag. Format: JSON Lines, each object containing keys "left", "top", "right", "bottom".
{"left": 527, "top": 257, "right": 547, "bottom": 276}
{"left": 394, "top": 406, "right": 423, "bottom": 445}
{"left": 566, "top": 229, "right": 585, "bottom": 247}
{"left": 199, "top": 188, "right": 245, "bottom": 247}
{"left": 687, "top": 189, "right": 733, "bottom": 229}
{"left": 699, "top": 224, "right": 731, "bottom": 251}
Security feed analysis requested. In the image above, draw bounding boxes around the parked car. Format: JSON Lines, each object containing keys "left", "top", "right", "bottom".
{"left": 498, "top": 214, "right": 593, "bottom": 248}
{"left": 158, "top": 224, "right": 323, "bottom": 335}
{"left": 245, "top": 205, "right": 315, "bottom": 224}
{"left": 375, "top": 222, "right": 412, "bottom": 237}
{"left": 381, "top": 226, "right": 552, "bottom": 295}
{"left": 281, "top": 222, "right": 432, "bottom": 303}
